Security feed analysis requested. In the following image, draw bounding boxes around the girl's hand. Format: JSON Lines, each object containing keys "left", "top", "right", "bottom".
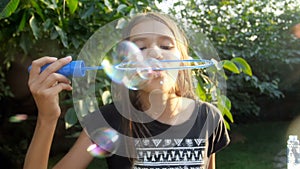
{"left": 28, "top": 56, "right": 73, "bottom": 123}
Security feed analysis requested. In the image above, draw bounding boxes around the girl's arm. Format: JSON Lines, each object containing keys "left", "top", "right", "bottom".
{"left": 208, "top": 153, "right": 215, "bottom": 169}
{"left": 23, "top": 118, "right": 58, "bottom": 169}
{"left": 53, "top": 131, "right": 94, "bottom": 169}
{"left": 24, "top": 125, "right": 94, "bottom": 169}
{"left": 24, "top": 56, "right": 74, "bottom": 169}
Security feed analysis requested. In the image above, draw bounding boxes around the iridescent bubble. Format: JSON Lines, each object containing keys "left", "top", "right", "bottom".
{"left": 9, "top": 114, "right": 28, "bottom": 123}
{"left": 102, "top": 41, "right": 153, "bottom": 90}
{"left": 87, "top": 127, "right": 120, "bottom": 158}
{"left": 102, "top": 41, "right": 186, "bottom": 90}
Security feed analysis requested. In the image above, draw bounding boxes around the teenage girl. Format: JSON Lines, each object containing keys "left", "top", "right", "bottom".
{"left": 24, "top": 12, "right": 230, "bottom": 169}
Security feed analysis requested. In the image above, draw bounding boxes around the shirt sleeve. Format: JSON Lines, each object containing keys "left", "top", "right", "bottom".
{"left": 200, "top": 102, "right": 230, "bottom": 156}
{"left": 210, "top": 114, "right": 230, "bottom": 154}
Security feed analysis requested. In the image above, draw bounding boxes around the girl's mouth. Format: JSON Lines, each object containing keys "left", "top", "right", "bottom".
{"left": 151, "top": 70, "right": 162, "bottom": 78}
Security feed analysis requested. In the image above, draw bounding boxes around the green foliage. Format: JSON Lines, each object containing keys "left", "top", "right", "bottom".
{"left": 0, "top": 0, "right": 249, "bottom": 129}
{"left": 0, "top": 0, "right": 20, "bottom": 19}
{"left": 0, "top": 0, "right": 154, "bottom": 100}
{"left": 2, "top": 0, "right": 300, "bottom": 128}
{"left": 168, "top": 0, "right": 300, "bottom": 120}
{"left": 194, "top": 56, "right": 252, "bottom": 129}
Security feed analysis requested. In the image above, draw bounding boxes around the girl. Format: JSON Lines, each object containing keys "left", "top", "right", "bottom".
{"left": 24, "top": 12, "right": 230, "bottom": 169}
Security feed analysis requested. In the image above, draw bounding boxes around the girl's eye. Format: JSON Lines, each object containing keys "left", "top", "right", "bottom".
{"left": 139, "top": 47, "right": 147, "bottom": 50}
{"left": 160, "top": 46, "right": 174, "bottom": 50}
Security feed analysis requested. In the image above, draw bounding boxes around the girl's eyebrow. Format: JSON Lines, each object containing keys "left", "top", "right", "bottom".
{"left": 159, "top": 36, "right": 175, "bottom": 43}
{"left": 130, "top": 35, "right": 175, "bottom": 43}
{"left": 130, "top": 36, "right": 147, "bottom": 42}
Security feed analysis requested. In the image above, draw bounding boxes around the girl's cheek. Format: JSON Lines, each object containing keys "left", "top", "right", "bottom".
{"left": 162, "top": 49, "right": 181, "bottom": 60}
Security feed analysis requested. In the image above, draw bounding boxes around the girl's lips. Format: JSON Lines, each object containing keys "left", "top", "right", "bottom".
{"left": 151, "top": 70, "right": 163, "bottom": 78}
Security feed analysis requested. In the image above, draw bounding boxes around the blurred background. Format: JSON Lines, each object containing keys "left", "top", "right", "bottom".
{"left": 0, "top": 0, "right": 300, "bottom": 168}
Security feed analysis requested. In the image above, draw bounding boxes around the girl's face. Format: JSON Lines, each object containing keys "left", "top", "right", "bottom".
{"left": 129, "top": 19, "right": 181, "bottom": 93}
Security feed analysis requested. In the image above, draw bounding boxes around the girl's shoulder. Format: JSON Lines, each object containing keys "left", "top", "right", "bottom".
{"left": 196, "top": 100, "right": 224, "bottom": 122}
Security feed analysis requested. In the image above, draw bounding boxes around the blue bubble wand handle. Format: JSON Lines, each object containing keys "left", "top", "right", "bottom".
{"left": 28, "top": 60, "right": 86, "bottom": 77}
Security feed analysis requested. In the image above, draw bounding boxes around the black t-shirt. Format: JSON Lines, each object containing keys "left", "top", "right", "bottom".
{"left": 83, "top": 101, "right": 230, "bottom": 169}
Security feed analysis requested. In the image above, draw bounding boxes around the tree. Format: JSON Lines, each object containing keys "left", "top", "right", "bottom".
{"left": 0, "top": 0, "right": 155, "bottom": 168}
{"left": 165, "top": 0, "right": 300, "bottom": 121}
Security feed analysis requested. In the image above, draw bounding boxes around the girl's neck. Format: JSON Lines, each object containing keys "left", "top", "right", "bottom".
{"left": 139, "top": 89, "right": 183, "bottom": 124}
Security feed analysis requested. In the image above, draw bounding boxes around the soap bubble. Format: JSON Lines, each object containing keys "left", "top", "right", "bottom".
{"left": 9, "top": 114, "right": 28, "bottom": 123}
{"left": 102, "top": 40, "right": 180, "bottom": 90}
{"left": 137, "top": 58, "right": 162, "bottom": 80}
{"left": 73, "top": 13, "right": 227, "bottom": 159}
{"left": 87, "top": 127, "right": 120, "bottom": 158}
{"left": 101, "top": 41, "right": 147, "bottom": 90}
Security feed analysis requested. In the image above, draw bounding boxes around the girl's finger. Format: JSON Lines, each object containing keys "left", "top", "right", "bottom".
{"left": 50, "top": 82, "right": 73, "bottom": 94}
{"left": 41, "top": 73, "right": 71, "bottom": 89}
{"left": 29, "top": 57, "right": 58, "bottom": 80}
{"left": 38, "top": 56, "right": 72, "bottom": 80}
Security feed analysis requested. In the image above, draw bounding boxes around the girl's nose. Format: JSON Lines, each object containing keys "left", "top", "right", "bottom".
{"left": 146, "top": 47, "right": 163, "bottom": 60}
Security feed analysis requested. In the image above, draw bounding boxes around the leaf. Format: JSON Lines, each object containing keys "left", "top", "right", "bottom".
{"left": 64, "top": 107, "right": 78, "bottom": 129}
{"left": 117, "top": 4, "right": 127, "bottom": 13}
{"left": 81, "top": 5, "right": 94, "bottom": 19}
{"left": 101, "top": 90, "right": 112, "bottom": 105}
{"left": 219, "top": 95, "right": 231, "bottom": 110}
{"left": 71, "top": 36, "right": 80, "bottom": 49}
{"left": 195, "top": 82, "right": 207, "bottom": 101}
{"left": 116, "top": 17, "right": 127, "bottom": 29}
{"left": 104, "top": 0, "right": 112, "bottom": 12}
{"left": 20, "top": 33, "right": 31, "bottom": 55}
{"left": 54, "top": 25, "right": 68, "bottom": 48}
{"left": 217, "top": 94, "right": 234, "bottom": 124}
{"left": 217, "top": 103, "right": 234, "bottom": 123}
{"left": 29, "top": 15, "right": 40, "bottom": 39}
{"left": 0, "top": 0, "right": 20, "bottom": 19}
{"left": 222, "top": 60, "right": 240, "bottom": 74}
{"left": 30, "top": 0, "right": 45, "bottom": 20}
{"left": 17, "top": 12, "right": 27, "bottom": 32}
{"left": 43, "top": 18, "right": 52, "bottom": 31}
{"left": 232, "top": 57, "right": 252, "bottom": 76}
{"left": 66, "top": 0, "right": 78, "bottom": 14}
{"left": 224, "top": 120, "right": 231, "bottom": 130}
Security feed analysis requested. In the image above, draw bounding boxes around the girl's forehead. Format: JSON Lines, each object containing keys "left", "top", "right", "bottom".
{"left": 129, "top": 20, "right": 174, "bottom": 39}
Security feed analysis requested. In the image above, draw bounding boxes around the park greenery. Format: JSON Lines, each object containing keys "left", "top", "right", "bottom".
{"left": 0, "top": 0, "right": 300, "bottom": 168}
{"left": 166, "top": 0, "right": 300, "bottom": 120}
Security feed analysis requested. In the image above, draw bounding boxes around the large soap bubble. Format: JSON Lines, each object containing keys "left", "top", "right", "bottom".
{"left": 101, "top": 40, "right": 193, "bottom": 90}
{"left": 72, "top": 13, "right": 227, "bottom": 159}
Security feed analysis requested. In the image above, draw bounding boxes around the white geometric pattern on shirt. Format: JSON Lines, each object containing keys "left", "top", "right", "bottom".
{"left": 133, "top": 138, "right": 207, "bottom": 169}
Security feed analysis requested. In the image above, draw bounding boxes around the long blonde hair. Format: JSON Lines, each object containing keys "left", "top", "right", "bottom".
{"left": 117, "top": 12, "right": 199, "bottom": 159}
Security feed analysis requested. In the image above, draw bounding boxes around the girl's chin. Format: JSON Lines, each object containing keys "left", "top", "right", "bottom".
{"left": 141, "top": 78, "right": 176, "bottom": 92}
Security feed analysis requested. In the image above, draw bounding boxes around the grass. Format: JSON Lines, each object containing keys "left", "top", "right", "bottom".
{"left": 50, "top": 121, "right": 292, "bottom": 169}
{"left": 216, "top": 121, "right": 290, "bottom": 169}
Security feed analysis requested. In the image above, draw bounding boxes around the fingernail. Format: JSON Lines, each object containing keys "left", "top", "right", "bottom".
{"left": 65, "top": 56, "right": 72, "bottom": 61}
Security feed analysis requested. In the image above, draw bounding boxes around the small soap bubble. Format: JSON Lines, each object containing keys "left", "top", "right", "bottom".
{"left": 9, "top": 114, "right": 28, "bottom": 123}
{"left": 87, "top": 127, "right": 120, "bottom": 158}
